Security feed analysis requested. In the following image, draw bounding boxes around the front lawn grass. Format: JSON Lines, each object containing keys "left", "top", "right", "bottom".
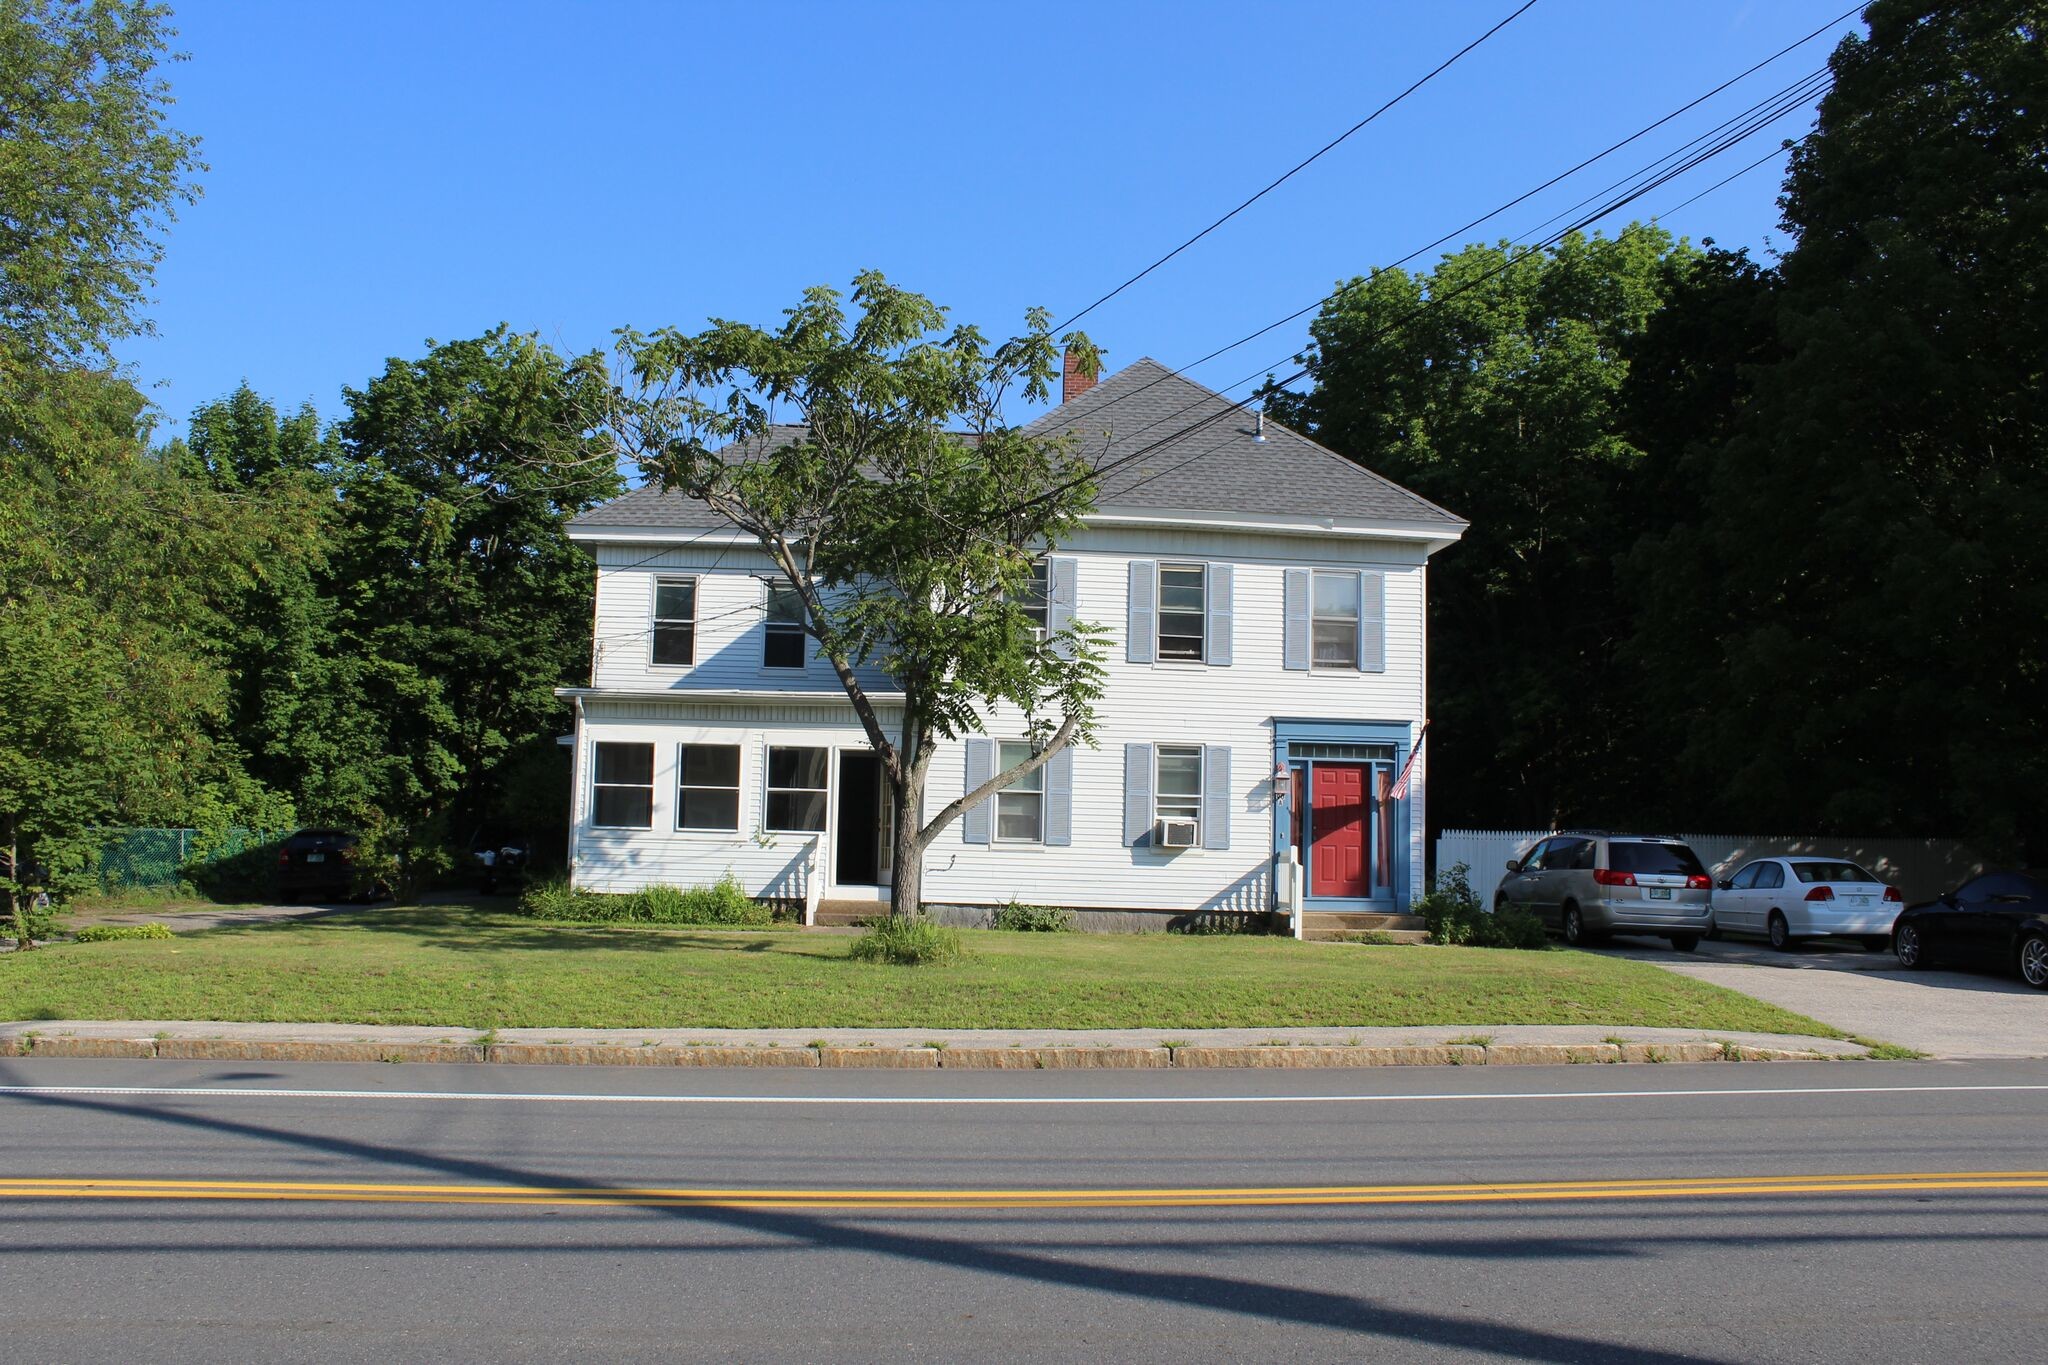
{"left": 0, "top": 904, "right": 1838, "bottom": 1035}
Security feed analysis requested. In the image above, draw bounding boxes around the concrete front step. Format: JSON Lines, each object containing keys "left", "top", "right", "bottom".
{"left": 812, "top": 900, "right": 886, "bottom": 927}
{"left": 1301, "top": 911, "right": 1427, "bottom": 931}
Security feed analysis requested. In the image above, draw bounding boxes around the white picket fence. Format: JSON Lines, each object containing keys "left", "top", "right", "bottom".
{"left": 1434, "top": 829, "right": 1986, "bottom": 905}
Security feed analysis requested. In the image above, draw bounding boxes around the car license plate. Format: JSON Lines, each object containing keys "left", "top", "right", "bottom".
{"left": 1648, "top": 887, "right": 1672, "bottom": 900}
{"left": 1846, "top": 895, "right": 1870, "bottom": 906}
{"left": 305, "top": 852, "right": 326, "bottom": 864}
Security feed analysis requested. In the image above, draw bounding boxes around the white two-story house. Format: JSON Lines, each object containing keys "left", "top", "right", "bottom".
{"left": 559, "top": 356, "right": 1466, "bottom": 931}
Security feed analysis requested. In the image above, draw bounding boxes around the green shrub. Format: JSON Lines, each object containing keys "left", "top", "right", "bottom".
{"left": 1419, "top": 862, "right": 1548, "bottom": 950}
{"left": 989, "top": 901, "right": 1073, "bottom": 932}
{"left": 848, "top": 916, "right": 965, "bottom": 965}
{"left": 516, "top": 874, "right": 770, "bottom": 926}
{"left": 9, "top": 898, "right": 56, "bottom": 945}
{"left": 73, "top": 923, "right": 176, "bottom": 943}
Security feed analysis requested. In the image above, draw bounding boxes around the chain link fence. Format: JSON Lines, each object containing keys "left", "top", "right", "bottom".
{"left": 94, "top": 828, "right": 279, "bottom": 892}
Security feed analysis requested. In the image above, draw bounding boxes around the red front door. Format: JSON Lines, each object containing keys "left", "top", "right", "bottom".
{"left": 1310, "top": 763, "right": 1371, "bottom": 898}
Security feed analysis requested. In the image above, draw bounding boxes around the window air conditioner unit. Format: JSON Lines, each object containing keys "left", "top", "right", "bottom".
{"left": 1154, "top": 818, "right": 1198, "bottom": 849}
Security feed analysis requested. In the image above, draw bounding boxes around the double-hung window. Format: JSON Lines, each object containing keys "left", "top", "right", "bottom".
{"left": 652, "top": 576, "right": 697, "bottom": 666}
{"left": 676, "top": 744, "right": 740, "bottom": 830}
{"left": 1155, "top": 744, "right": 1203, "bottom": 839}
{"left": 591, "top": 742, "right": 654, "bottom": 828}
{"left": 1157, "top": 564, "right": 1206, "bottom": 660}
{"left": 994, "top": 741, "right": 1043, "bottom": 842}
{"left": 1017, "top": 559, "right": 1049, "bottom": 639}
{"left": 1311, "top": 570, "right": 1361, "bottom": 670}
{"left": 764, "top": 746, "right": 829, "bottom": 832}
{"left": 763, "top": 580, "right": 806, "bottom": 670}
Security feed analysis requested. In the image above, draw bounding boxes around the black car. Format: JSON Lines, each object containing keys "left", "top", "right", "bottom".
{"left": 1893, "top": 870, "right": 2048, "bottom": 989}
{"left": 274, "top": 828, "right": 367, "bottom": 903}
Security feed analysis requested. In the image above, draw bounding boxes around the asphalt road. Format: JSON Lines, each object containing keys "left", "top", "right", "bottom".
{"left": 2, "top": 1057, "right": 2045, "bottom": 1362}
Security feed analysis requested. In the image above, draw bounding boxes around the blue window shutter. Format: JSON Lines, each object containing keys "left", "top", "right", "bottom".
{"left": 1359, "top": 570, "right": 1386, "bottom": 673}
{"left": 1205, "top": 563, "right": 1233, "bottom": 665}
{"left": 962, "top": 738, "right": 995, "bottom": 845}
{"left": 1044, "top": 746, "right": 1073, "bottom": 847}
{"left": 1202, "top": 746, "right": 1231, "bottom": 850}
{"left": 1048, "top": 556, "right": 1077, "bottom": 654}
{"left": 1123, "top": 743, "right": 1154, "bottom": 846}
{"left": 1282, "top": 569, "right": 1311, "bottom": 671}
{"left": 1126, "top": 560, "right": 1156, "bottom": 663}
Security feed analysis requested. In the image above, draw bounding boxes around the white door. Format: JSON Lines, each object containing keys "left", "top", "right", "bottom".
{"left": 1723, "top": 862, "right": 1763, "bottom": 931}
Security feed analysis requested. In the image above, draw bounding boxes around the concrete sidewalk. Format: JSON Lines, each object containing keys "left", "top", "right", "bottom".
{"left": 0, "top": 1019, "right": 1870, "bottom": 1068}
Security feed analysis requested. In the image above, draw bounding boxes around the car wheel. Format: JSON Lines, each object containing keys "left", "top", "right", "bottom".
{"left": 1861, "top": 935, "right": 1891, "bottom": 953}
{"left": 2018, "top": 933, "right": 2048, "bottom": 991}
{"left": 277, "top": 887, "right": 299, "bottom": 906}
{"left": 1895, "top": 922, "right": 1929, "bottom": 970}
{"left": 1669, "top": 934, "right": 1700, "bottom": 953}
{"left": 1767, "top": 911, "right": 1795, "bottom": 952}
{"left": 1562, "top": 904, "right": 1586, "bottom": 947}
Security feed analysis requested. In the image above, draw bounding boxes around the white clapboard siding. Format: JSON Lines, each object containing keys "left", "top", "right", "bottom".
{"left": 572, "top": 526, "right": 1435, "bottom": 913}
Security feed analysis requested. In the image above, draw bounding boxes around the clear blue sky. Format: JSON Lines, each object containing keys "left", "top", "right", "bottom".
{"left": 127, "top": 0, "right": 1863, "bottom": 439}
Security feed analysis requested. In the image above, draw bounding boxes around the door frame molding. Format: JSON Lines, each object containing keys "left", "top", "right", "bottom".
{"left": 1271, "top": 719, "right": 1415, "bottom": 910}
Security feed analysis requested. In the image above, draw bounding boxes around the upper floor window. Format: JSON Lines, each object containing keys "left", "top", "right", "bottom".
{"left": 995, "top": 740, "right": 1043, "bottom": 842}
{"left": 1311, "top": 571, "right": 1361, "bottom": 670}
{"left": 763, "top": 580, "right": 805, "bottom": 669}
{"left": 652, "top": 576, "right": 697, "bottom": 666}
{"left": 1018, "top": 559, "right": 1049, "bottom": 639}
{"left": 1157, "top": 564, "right": 1206, "bottom": 660}
{"left": 677, "top": 743, "right": 741, "bottom": 830}
{"left": 591, "top": 742, "right": 654, "bottom": 828}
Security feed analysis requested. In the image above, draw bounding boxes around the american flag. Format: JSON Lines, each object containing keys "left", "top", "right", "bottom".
{"left": 1388, "top": 722, "right": 1429, "bottom": 800}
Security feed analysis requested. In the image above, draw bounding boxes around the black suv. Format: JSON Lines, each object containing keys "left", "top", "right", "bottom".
{"left": 274, "top": 829, "right": 367, "bottom": 903}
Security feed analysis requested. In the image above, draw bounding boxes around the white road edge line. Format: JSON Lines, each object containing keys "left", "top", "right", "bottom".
{"left": 1, "top": 1083, "right": 2046, "bottom": 1106}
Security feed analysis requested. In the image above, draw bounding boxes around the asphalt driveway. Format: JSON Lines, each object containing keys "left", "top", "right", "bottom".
{"left": 1595, "top": 933, "right": 2048, "bottom": 1059}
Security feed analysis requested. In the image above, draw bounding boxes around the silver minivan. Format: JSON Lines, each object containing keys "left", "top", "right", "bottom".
{"left": 1495, "top": 833, "right": 1714, "bottom": 951}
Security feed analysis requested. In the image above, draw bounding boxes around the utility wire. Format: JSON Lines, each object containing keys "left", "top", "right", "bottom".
{"left": 1025, "top": 5, "right": 1862, "bottom": 459}
{"left": 1053, "top": 0, "right": 1544, "bottom": 331}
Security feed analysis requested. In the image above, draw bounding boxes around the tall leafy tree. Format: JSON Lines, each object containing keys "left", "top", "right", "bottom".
{"left": 1268, "top": 225, "right": 1696, "bottom": 829}
{"left": 302, "top": 328, "right": 619, "bottom": 889}
{"left": 614, "top": 273, "right": 1106, "bottom": 919}
{"left": 1636, "top": 0, "right": 2048, "bottom": 854}
{"left": 0, "top": 0, "right": 202, "bottom": 377}
{"left": 1, "top": 370, "right": 303, "bottom": 943}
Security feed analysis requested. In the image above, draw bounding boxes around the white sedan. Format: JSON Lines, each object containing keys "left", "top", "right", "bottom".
{"left": 1712, "top": 857, "right": 1903, "bottom": 951}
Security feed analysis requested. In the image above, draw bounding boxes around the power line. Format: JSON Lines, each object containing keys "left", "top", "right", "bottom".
{"left": 1022, "top": 5, "right": 1862, "bottom": 464}
{"left": 1053, "top": 0, "right": 1544, "bottom": 332}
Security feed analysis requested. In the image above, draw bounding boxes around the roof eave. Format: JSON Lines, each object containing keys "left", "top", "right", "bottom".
{"left": 1085, "top": 505, "right": 1467, "bottom": 548}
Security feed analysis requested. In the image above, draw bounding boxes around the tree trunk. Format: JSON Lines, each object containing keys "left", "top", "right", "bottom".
{"left": 4, "top": 816, "right": 32, "bottom": 953}
{"left": 888, "top": 761, "right": 926, "bottom": 921}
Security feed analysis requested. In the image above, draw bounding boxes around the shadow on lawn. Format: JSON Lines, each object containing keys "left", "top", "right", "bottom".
{"left": 196, "top": 906, "right": 825, "bottom": 958}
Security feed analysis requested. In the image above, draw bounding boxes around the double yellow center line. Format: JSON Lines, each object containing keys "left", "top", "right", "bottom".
{"left": 3, "top": 1171, "right": 2045, "bottom": 1211}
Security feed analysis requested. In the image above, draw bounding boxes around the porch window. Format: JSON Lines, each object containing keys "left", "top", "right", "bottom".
{"left": 1311, "top": 571, "right": 1360, "bottom": 670}
{"left": 1017, "top": 559, "right": 1049, "bottom": 639}
{"left": 763, "top": 580, "right": 806, "bottom": 669}
{"left": 994, "top": 740, "right": 1043, "bottom": 842}
{"left": 676, "top": 743, "right": 740, "bottom": 830}
{"left": 651, "top": 576, "right": 697, "bottom": 666}
{"left": 764, "top": 746, "right": 829, "bottom": 832}
{"left": 1157, "top": 564, "right": 1205, "bottom": 660}
{"left": 1155, "top": 744, "right": 1203, "bottom": 838}
{"left": 591, "top": 742, "right": 654, "bottom": 828}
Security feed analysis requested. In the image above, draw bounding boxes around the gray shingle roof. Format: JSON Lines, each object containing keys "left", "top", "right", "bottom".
{"left": 570, "top": 361, "right": 1464, "bottom": 532}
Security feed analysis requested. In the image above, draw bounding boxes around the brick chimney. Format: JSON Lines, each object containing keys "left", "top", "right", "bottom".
{"left": 1061, "top": 347, "right": 1097, "bottom": 405}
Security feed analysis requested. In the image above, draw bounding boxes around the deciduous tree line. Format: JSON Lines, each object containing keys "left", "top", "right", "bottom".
{"left": 5, "top": 0, "right": 2041, "bottom": 947}
{"left": 1272, "top": 0, "right": 2046, "bottom": 860}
